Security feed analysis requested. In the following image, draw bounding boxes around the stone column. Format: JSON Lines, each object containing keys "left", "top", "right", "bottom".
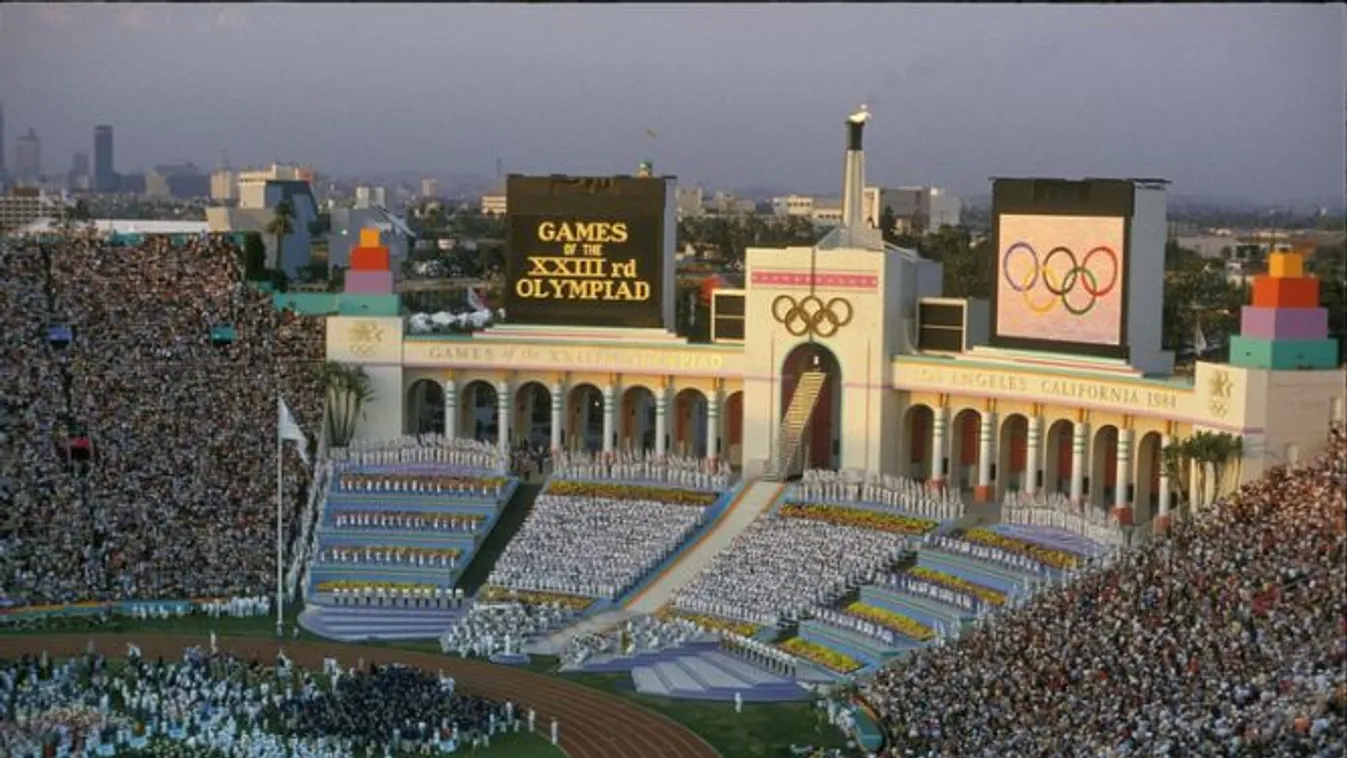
{"left": 601, "top": 385, "right": 616, "bottom": 455}
{"left": 1155, "top": 433, "right": 1173, "bottom": 534}
{"left": 1025, "top": 416, "right": 1042, "bottom": 496}
{"left": 549, "top": 383, "right": 563, "bottom": 453}
{"left": 443, "top": 380, "right": 458, "bottom": 440}
{"left": 1070, "top": 421, "right": 1089, "bottom": 506}
{"left": 495, "top": 381, "right": 511, "bottom": 455}
{"left": 975, "top": 411, "right": 997, "bottom": 502}
{"left": 705, "top": 392, "right": 721, "bottom": 461}
{"left": 929, "top": 406, "right": 948, "bottom": 490}
{"left": 655, "top": 389, "right": 668, "bottom": 458}
{"left": 1113, "top": 428, "right": 1134, "bottom": 525}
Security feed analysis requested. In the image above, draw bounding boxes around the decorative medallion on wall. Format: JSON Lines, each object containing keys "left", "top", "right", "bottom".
{"left": 771, "top": 294, "right": 854, "bottom": 338}
{"left": 348, "top": 321, "right": 385, "bottom": 358}
{"left": 1207, "top": 369, "right": 1234, "bottom": 419}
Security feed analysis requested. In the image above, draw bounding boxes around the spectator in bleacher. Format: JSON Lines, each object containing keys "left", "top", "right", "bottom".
{"left": 0, "top": 232, "right": 325, "bottom": 606}
{"left": 864, "top": 425, "right": 1346, "bottom": 757}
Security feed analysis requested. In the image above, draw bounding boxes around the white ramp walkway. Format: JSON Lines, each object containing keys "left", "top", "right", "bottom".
{"left": 623, "top": 480, "right": 784, "bottom": 615}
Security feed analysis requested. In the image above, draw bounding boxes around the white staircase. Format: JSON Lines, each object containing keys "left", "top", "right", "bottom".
{"left": 765, "top": 371, "right": 827, "bottom": 482}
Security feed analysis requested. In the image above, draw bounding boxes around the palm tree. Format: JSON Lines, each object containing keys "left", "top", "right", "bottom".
{"left": 1161, "top": 438, "right": 1193, "bottom": 507}
{"left": 266, "top": 200, "right": 296, "bottom": 273}
{"left": 322, "top": 361, "right": 375, "bottom": 447}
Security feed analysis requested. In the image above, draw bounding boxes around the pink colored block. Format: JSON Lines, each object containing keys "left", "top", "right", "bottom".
{"left": 1240, "top": 306, "right": 1328, "bottom": 341}
{"left": 344, "top": 270, "right": 394, "bottom": 295}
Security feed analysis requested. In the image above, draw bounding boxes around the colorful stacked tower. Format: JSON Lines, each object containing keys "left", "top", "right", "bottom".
{"left": 345, "top": 228, "right": 395, "bottom": 295}
{"left": 1228, "top": 247, "right": 1338, "bottom": 370}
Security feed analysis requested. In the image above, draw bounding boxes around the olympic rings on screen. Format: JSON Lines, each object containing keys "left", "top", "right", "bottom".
{"left": 771, "top": 294, "right": 854, "bottom": 338}
{"left": 1000, "top": 241, "right": 1119, "bottom": 315}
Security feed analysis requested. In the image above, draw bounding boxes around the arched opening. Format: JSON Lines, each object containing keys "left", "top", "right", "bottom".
{"left": 620, "top": 386, "right": 657, "bottom": 453}
{"left": 1091, "top": 426, "right": 1119, "bottom": 512}
{"left": 779, "top": 342, "right": 843, "bottom": 470}
{"left": 566, "top": 384, "right": 604, "bottom": 453}
{"left": 673, "top": 388, "right": 708, "bottom": 458}
{"left": 902, "top": 404, "right": 934, "bottom": 481}
{"left": 723, "top": 391, "right": 744, "bottom": 468}
{"left": 997, "top": 414, "right": 1029, "bottom": 499}
{"left": 948, "top": 409, "right": 981, "bottom": 494}
{"left": 459, "top": 381, "right": 499, "bottom": 444}
{"left": 1134, "top": 431, "right": 1162, "bottom": 524}
{"left": 514, "top": 382, "right": 552, "bottom": 450}
{"left": 1044, "top": 419, "right": 1074, "bottom": 496}
{"left": 405, "top": 379, "right": 446, "bottom": 436}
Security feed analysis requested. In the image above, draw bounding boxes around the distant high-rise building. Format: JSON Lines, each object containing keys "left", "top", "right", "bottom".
{"left": 420, "top": 178, "right": 439, "bottom": 198}
{"left": 210, "top": 169, "right": 237, "bottom": 202}
{"left": 354, "top": 185, "right": 387, "bottom": 209}
{"left": 15, "top": 127, "right": 40, "bottom": 183}
{"left": 236, "top": 164, "right": 313, "bottom": 209}
{"left": 147, "top": 163, "right": 209, "bottom": 199}
{"left": 0, "top": 102, "right": 6, "bottom": 175}
{"left": 69, "top": 151, "right": 91, "bottom": 191}
{"left": 93, "top": 125, "right": 115, "bottom": 193}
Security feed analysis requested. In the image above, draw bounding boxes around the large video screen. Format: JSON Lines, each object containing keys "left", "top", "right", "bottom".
{"left": 505, "top": 177, "right": 667, "bottom": 329}
{"left": 995, "top": 214, "right": 1126, "bottom": 347}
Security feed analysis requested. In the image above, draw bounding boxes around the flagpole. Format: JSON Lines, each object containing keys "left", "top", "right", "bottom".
{"left": 276, "top": 396, "right": 285, "bottom": 641}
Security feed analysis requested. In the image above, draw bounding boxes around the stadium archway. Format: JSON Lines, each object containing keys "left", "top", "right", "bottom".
{"left": 948, "top": 409, "right": 981, "bottom": 494}
{"left": 998, "top": 413, "right": 1029, "bottom": 498}
{"left": 621, "top": 386, "right": 657, "bottom": 454}
{"left": 672, "top": 388, "right": 708, "bottom": 458}
{"left": 1134, "top": 431, "right": 1163, "bottom": 524}
{"left": 1043, "top": 419, "right": 1074, "bottom": 496}
{"left": 1091, "top": 425, "right": 1119, "bottom": 512}
{"left": 459, "top": 380, "right": 499, "bottom": 444}
{"left": 566, "top": 384, "right": 604, "bottom": 453}
{"left": 514, "top": 382, "right": 551, "bottom": 449}
{"left": 902, "top": 404, "right": 934, "bottom": 481}
{"left": 780, "top": 342, "right": 842, "bottom": 470}
{"left": 405, "top": 379, "right": 446, "bottom": 436}
{"left": 722, "top": 391, "right": 744, "bottom": 467}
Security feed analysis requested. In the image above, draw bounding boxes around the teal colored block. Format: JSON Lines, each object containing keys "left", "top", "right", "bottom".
{"left": 1228, "top": 335, "right": 1340, "bottom": 370}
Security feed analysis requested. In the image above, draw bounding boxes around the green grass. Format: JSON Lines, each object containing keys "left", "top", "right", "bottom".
{"left": 562, "top": 672, "right": 848, "bottom": 758}
{"left": 455, "top": 482, "right": 541, "bottom": 595}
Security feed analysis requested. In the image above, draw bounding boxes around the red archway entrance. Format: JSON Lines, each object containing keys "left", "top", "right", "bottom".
{"left": 780, "top": 342, "right": 842, "bottom": 470}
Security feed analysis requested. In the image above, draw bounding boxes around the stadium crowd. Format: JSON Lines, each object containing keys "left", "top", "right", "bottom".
{"left": 0, "top": 647, "right": 513, "bottom": 757}
{"left": 486, "top": 491, "right": 711, "bottom": 599}
{"left": 866, "top": 426, "right": 1347, "bottom": 757}
{"left": 0, "top": 233, "right": 325, "bottom": 606}
{"left": 672, "top": 515, "right": 909, "bottom": 627}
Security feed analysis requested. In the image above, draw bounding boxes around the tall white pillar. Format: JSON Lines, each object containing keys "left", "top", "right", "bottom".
{"left": 1115, "top": 428, "right": 1133, "bottom": 510}
{"left": 976, "top": 411, "right": 996, "bottom": 499}
{"left": 930, "top": 407, "right": 948, "bottom": 486}
{"left": 654, "top": 390, "right": 668, "bottom": 458}
{"left": 601, "top": 385, "right": 616, "bottom": 455}
{"left": 443, "top": 380, "right": 458, "bottom": 440}
{"left": 549, "top": 383, "right": 563, "bottom": 453}
{"left": 1157, "top": 433, "right": 1172, "bottom": 520}
{"left": 495, "top": 382, "right": 511, "bottom": 455}
{"left": 1025, "top": 416, "right": 1042, "bottom": 496}
{"left": 706, "top": 393, "right": 721, "bottom": 461}
{"left": 1070, "top": 421, "right": 1089, "bottom": 505}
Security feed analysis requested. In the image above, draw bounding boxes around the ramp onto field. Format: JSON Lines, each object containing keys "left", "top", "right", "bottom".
{"left": 623, "top": 480, "right": 784, "bottom": 615}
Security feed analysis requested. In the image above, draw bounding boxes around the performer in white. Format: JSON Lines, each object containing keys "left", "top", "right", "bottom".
{"left": 550, "top": 717, "right": 559, "bottom": 746}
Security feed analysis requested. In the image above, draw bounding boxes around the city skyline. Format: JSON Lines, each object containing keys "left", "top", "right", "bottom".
{"left": 0, "top": 4, "right": 1343, "bottom": 205}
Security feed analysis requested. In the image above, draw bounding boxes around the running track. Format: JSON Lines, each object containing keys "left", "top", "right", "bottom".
{"left": 0, "top": 634, "right": 721, "bottom": 758}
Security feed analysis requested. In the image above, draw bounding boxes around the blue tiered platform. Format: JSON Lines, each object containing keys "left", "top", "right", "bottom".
{"left": 299, "top": 463, "right": 518, "bottom": 641}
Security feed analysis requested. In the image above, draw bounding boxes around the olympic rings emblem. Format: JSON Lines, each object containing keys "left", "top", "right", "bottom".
{"left": 771, "top": 294, "right": 854, "bottom": 338}
{"left": 1001, "top": 242, "right": 1119, "bottom": 316}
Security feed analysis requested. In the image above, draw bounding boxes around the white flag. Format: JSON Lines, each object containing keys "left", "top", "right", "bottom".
{"left": 279, "top": 397, "right": 309, "bottom": 465}
{"left": 466, "top": 289, "right": 487, "bottom": 313}
{"left": 1193, "top": 321, "right": 1209, "bottom": 355}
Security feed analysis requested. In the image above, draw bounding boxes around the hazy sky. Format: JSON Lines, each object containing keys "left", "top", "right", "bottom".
{"left": 2, "top": 4, "right": 1343, "bottom": 202}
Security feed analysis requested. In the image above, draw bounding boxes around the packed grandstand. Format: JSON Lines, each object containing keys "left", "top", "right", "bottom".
{"left": 1, "top": 232, "right": 325, "bottom": 605}
{"left": 2, "top": 232, "right": 1343, "bottom": 756}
